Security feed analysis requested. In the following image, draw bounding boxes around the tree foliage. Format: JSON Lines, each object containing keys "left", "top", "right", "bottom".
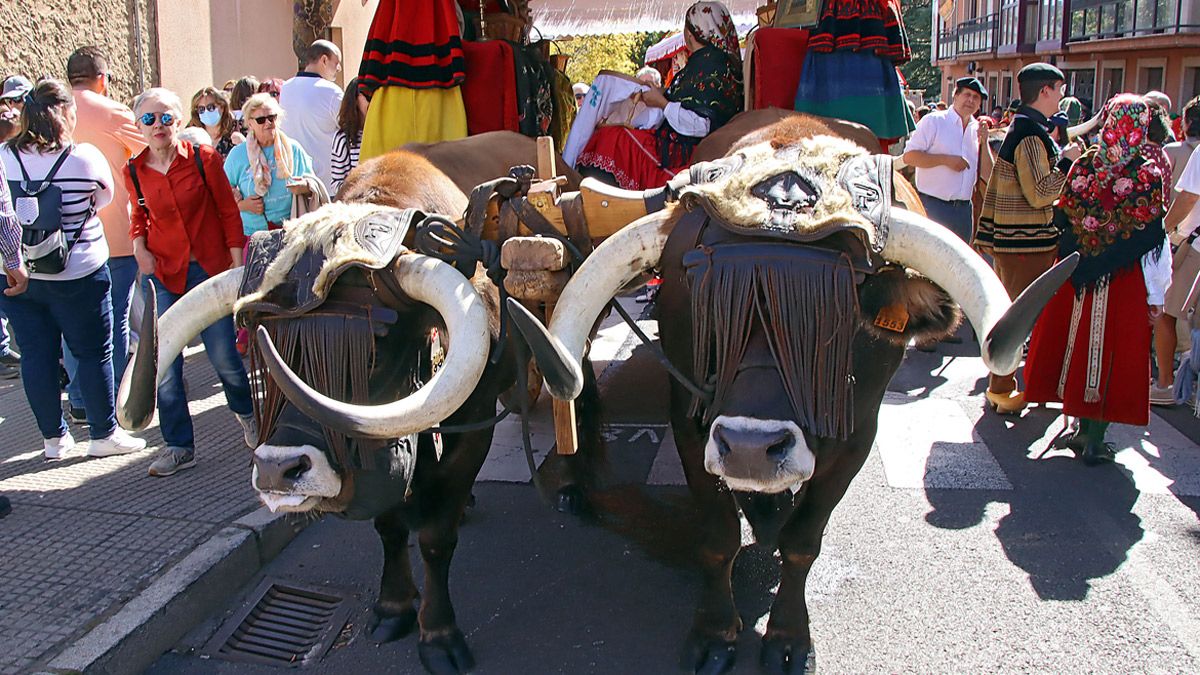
{"left": 900, "top": 0, "right": 942, "bottom": 99}
{"left": 559, "top": 32, "right": 664, "bottom": 85}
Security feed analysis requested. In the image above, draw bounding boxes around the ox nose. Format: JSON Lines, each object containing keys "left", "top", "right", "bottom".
{"left": 253, "top": 454, "right": 313, "bottom": 492}
{"left": 713, "top": 423, "right": 794, "bottom": 460}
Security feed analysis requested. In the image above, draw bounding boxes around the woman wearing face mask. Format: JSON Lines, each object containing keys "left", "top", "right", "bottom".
{"left": 126, "top": 87, "right": 253, "bottom": 477}
{"left": 188, "top": 87, "right": 243, "bottom": 158}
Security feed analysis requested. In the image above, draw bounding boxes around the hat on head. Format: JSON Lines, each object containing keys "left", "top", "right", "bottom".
{"left": 1048, "top": 111, "right": 1070, "bottom": 130}
{"left": 1059, "top": 96, "right": 1083, "bottom": 124}
{"left": 1017, "top": 62, "right": 1064, "bottom": 85}
{"left": 0, "top": 75, "right": 32, "bottom": 101}
{"left": 572, "top": 82, "right": 589, "bottom": 96}
{"left": 955, "top": 77, "right": 988, "bottom": 100}
{"left": 1008, "top": 99, "right": 1022, "bottom": 112}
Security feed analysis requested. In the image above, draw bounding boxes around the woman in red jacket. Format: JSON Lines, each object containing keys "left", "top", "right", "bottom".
{"left": 126, "top": 87, "right": 254, "bottom": 477}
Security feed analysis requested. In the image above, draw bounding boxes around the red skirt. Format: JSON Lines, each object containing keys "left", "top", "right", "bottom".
{"left": 575, "top": 127, "right": 683, "bottom": 190}
{"left": 807, "top": 0, "right": 911, "bottom": 65}
{"left": 1024, "top": 266, "right": 1151, "bottom": 425}
{"left": 359, "top": 0, "right": 465, "bottom": 92}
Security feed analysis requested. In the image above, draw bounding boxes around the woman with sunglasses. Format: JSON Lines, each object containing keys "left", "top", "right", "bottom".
{"left": 125, "top": 87, "right": 255, "bottom": 477}
{"left": 257, "top": 78, "right": 284, "bottom": 100}
{"left": 188, "top": 87, "right": 244, "bottom": 158}
{"left": 0, "top": 78, "right": 146, "bottom": 459}
{"left": 223, "top": 93, "right": 316, "bottom": 236}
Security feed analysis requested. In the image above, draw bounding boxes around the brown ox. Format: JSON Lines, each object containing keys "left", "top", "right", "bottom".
{"left": 400, "top": 130, "right": 582, "bottom": 195}
{"left": 514, "top": 116, "right": 1075, "bottom": 673}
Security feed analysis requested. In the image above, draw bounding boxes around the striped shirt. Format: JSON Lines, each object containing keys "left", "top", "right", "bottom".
{"left": 329, "top": 129, "right": 361, "bottom": 196}
{"left": 1, "top": 143, "right": 113, "bottom": 280}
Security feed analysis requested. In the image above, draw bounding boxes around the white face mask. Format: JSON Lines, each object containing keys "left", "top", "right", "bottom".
{"left": 198, "top": 109, "right": 222, "bottom": 127}
{"left": 231, "top": 110, "right": 243, "bottom": 121}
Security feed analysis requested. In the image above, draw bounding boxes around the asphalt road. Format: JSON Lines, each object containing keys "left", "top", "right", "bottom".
{"left": 149, "top": 310, "right": 1200, "bottom": 674}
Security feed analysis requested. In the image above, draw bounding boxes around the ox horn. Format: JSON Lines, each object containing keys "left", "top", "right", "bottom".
{"left": 512, "top": 208, "right": 679, "bottom": 401}
{"left": 883, "top": 209, "right": 1077, "bottom": 375}
{"left": 255, "top": 253, "right": 490, "bottom": 438}
{"left": 1068, "top": 113, "right": 1102, "bottom": 141}
{"left": 117, "top": 268, "right": 243, "bottom": 430}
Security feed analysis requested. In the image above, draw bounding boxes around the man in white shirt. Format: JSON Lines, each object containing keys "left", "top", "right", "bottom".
{"left": 1152, "top": 141, "right": 1200, "bottom": 403}
{"left": 279, "top": 40, "right": 343, "bottom": 192}
{"left": 902, "top": 77, "right": 994, "bottom": 244}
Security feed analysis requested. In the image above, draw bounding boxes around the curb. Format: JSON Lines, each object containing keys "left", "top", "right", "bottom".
{"left": 35, "top": 507, "right": 306, "bottom": 675}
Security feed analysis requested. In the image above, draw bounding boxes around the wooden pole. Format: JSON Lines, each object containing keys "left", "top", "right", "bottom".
{"left": 544, "top": 302, "right": 579, "bottom": 455}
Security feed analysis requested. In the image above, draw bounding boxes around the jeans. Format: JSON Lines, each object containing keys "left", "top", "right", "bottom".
{"left": 918, "top": 193, "right": 975, "bottom": 245}
{"left": 152, "top": 262, "right": 252, "bottom": 450}
{"left": 0, "top": 265, "right": 115, "bottom": 439}
{"left": 64, "top": 255, "right": 138, "bottom": 408}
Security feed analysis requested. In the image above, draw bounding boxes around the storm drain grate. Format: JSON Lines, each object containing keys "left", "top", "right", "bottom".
{"left": 204, "top": 578, "right": 352, "bottom": 667}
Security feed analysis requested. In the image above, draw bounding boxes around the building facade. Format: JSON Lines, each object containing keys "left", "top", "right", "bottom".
{"left": 0, "top": 1, "right": 378, "bottom": 108}
{"left": 933, "top": 0, "right": 1200, "bottom": 112}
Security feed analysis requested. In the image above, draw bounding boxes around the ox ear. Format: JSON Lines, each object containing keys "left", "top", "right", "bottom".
{"left": 857, "top": 268, "right": 962, "bottom": 345}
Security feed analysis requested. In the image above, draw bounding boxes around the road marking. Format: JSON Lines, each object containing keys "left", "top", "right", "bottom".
{"left": 876, "top": 393, "right": 1013, "bottom": 490}
{"left": 647, "top": 431, "right": 685, "bottom": 485}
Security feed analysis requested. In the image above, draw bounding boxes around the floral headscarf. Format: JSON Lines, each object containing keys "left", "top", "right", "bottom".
{"left": 1056, "top": 93, "right": 1165, "bottom": 288}
{"left": 685, "top": 2, "right": 741, "bottom": 68}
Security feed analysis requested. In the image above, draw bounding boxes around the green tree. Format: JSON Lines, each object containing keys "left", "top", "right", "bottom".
{"left": 900, "top": 0, "right": 942, "bottom": 98}
{"left": 561, "top": 33, "right": 661, "bottom": 85}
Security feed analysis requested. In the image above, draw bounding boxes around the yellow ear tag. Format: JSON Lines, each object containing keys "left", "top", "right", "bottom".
{"left": 874, "top": 303, "right": 909, "bottom": 333}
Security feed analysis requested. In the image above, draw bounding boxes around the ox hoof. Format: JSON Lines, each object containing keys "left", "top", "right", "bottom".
{"left": 760, "top": 639, "right": 815, "bottom": 674}
{"left": 418, "top": 630, "right": 475, "bottom": 674}
{"left": 367, "top": 607, "right": 417, "bottom": 643}
{"left": 681, "top": 634, "right": 737, "bottom": 674}
{"left": 555, "top": 484, "right": 592, "bottom": 517}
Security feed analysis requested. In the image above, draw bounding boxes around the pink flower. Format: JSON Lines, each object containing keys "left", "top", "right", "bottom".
{"left": 1082, "top": 216, "right": 1100, "bottom": 231}
{"left": 1114, "top": 177, "right": 1134, "bottom": 195}
{"left": 1071, "top": 175, "right": 1090, "bottom": 192}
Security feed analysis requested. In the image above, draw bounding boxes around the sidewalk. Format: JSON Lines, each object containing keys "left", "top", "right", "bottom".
{"left": 0, "top": 351, "right": 302, "bottom": 675}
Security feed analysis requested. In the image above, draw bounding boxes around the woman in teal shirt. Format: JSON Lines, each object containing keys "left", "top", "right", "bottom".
{"left": 224, "top": 93, "right": 315, "bottom": 235}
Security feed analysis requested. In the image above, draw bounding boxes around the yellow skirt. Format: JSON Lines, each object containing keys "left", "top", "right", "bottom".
{"left": 360, "top": 86, "right": 468, "bottom": 161}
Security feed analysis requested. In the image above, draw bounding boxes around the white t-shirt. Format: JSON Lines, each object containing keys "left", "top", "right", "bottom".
{"left": 279, "top": 73, "right": 343, "bottom": 193}
{"left": 905, "top": 108, "right": 981, "bottom": 201}
{"left": 1173, "top": 143, "right": 1200, "bottom": 252}
{"left": 2, "top": 143, "right": 112, "bottom": 280}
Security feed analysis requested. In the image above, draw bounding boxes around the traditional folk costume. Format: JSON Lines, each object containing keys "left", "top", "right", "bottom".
{"left": 1024, "top": 94, "right": 1173, "bottom": 464}
{"left": 357, "top": 0, "right": 468, "bottom": 162}
{"left": 793, "top": 0, "right": 914, "bottom": 143}
{"left": 575, "top": 2, "right": 743, "bottom": 190}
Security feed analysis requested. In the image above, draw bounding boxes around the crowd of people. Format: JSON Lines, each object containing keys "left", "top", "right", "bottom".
{"left": 0, "top": 2, "right": 1198, "bottom": 524}
{"left": 902, "top": 63, "right": 1200, "bottom": 464}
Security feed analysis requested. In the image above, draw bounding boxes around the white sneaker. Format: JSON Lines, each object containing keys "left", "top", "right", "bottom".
{"left": 43, "top": 431, "right": 76, "bottom": 460}
{"left": 1149, "top": 383, "right": 1177, "bottom": 406}
{"left": 236, "top": 412, "right": 258, "bottom": 448}
{"left": 87, "top": 428, "right": 147, "bottom": 457}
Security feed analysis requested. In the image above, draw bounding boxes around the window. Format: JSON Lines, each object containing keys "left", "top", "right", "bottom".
{"left": 1001, "top": 75, "right": 1013, "bottom": 105}
{"left": 1101, "top": 67, "right": 1124, "bottom": 101}
{"left": 1063, "top": 68, "right": 1097, "bottom": 106}
{"left": 1039, "top": 0, "right": 1063, "bottom": 41}
{"left": 1140, "top": 66, "right": 1164, "bottom": 92}
{"left": 1182, "top": 67, "right": 1200, "bottom": 105}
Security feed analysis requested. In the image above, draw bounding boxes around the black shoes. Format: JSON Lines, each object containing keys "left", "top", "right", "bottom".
{"left": 1080, "top": 440, "right": 1116, "bottom": 466}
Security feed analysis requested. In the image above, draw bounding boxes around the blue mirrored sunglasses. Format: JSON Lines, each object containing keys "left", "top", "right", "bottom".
{"left": 139, "top": 112, "right": 175, "bottom": 126}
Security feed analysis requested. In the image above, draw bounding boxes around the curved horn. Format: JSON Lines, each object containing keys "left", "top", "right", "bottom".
{"left": 1068, "top": 112, "right": 1102, "bottom": 141}
{"left": 518, "top": 209, "right": 678, "bottom": 401}
{"left": 255, "top": 253, "right": 490, "bottom": 438}
{"left": 882, "top": 209, "right": 1077, "bottom": 374}
{"left": 116, "top": 268, "right": 242, "bottom": 430}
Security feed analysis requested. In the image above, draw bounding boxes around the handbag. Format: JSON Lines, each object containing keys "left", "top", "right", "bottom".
{"left": 6, "top": 145, "right": 79, "bottom": 275}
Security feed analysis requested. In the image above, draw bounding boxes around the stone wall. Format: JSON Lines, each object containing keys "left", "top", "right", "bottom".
{"left": 0, "top": 0, "right": 159, "bottom": 107}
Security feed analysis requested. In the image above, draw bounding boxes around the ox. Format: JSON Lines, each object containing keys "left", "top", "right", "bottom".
{"left": 117, "top": 150, "right": 594, "bottom": 674}
{"left": 513, "top": 118, "right": 1075, "bottom": 673}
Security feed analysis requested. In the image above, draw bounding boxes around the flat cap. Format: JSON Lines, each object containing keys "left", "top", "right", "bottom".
{"left": 955, "top": 77, "right": 988, "bottom": 100}
{"left": 1017, "top": 62, "right": 1064, "bottom": 84}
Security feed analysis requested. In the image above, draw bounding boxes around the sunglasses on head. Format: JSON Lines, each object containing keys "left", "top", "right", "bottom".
{"left": 139, "top": 112, "right": 175, "bottom": 126}
{"left": 252, "top": 113, "right": 278, "bottom": 125}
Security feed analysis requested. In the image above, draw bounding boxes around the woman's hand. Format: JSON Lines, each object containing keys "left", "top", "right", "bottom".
{"left": 640, "top": 87, "right": 669, "bottom": 109}
{"left": 230, "top": 247, "right": 244, "bottom": 268}
{"left": 239, "top": 195, "right": 264, "bottom": 215}
{"left": 286, "top": 179, "right": 311, "bottom": 196}
{"left": 133, "top": 247, "right": 156, "bottom": 276}
{"left": 1149, "top": 304, "right": 1164, "bottom": 323}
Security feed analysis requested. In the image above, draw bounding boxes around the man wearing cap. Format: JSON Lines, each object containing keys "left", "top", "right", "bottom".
{"left": 66, "top": 47, "right": 146, "bottom": 410}
{"left": 974, "top": 62, "right": 1082, "bottom": 414}
{"left": 903, "top": 76, "right": 993, "bottom": 245}
{"left": 0, "top": 75, "right": 34, "bottom": 379}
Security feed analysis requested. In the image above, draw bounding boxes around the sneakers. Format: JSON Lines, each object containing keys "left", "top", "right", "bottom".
{"left": 1149, "top": 382, "right": 1176, "bottom": 406}
{"left": 43, "top": 431, "right": 76, "bottom": 460}
{"left": 88, "top": 428, "right": 147, "bottom": 457}
{"left": 148, "top": 446, "right": 196, "bottom": 477}
{"left": 0, "top": 351, "right": 20, "bottom": 367}
{"left": 236, "top": 412, "right": 259, "bottom": 448}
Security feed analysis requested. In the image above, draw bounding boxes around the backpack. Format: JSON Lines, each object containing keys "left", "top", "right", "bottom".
{"left": 6, "top": 145, "right": 83, "bottom": 275}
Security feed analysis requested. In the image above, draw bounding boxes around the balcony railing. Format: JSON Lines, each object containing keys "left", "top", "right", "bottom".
{"left": 1066, "top": 0, "right": 1200, "bottom": 41}
{"left": 957, "top": 13, "right": 999, "bottom": 52}
{"left": 937, "top": 28, "right": 958, "bottom": 60}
